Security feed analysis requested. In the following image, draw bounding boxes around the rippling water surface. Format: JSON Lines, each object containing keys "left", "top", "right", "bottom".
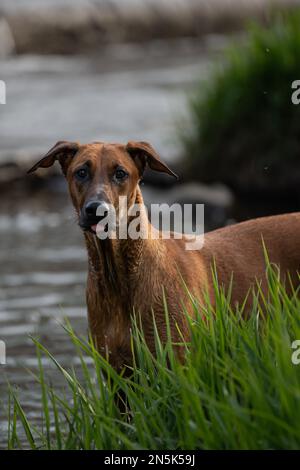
{"left": 0, "top": 191, "right": 88, "bottom": 446}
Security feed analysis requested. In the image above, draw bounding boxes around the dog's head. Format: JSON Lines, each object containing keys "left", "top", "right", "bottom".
{"left": 28, "top": 140, "right": 177, "bottom": 234}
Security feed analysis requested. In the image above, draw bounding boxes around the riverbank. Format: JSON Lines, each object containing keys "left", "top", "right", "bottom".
{"left": 1, "top": 0, "right": 299, "bottom": 55}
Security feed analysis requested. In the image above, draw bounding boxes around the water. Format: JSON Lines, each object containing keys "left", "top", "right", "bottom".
{"left": 0, "top": 39, "right": 221, "bottom": 447}
{"left": 0, "top": 39, "right": 215, "bottom": 164}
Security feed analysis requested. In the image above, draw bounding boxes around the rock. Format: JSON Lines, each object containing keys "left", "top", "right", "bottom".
{"left": 143, "top": 182, "right": 233, "bottom": 207}
{"left": 142, "top": 182, "right": 234, "bottom": 231}
{"left": 3, "top": 0, "right": 298, "bottom": 55}
{"left": 0, "top": 17, "right": 15, "bottom": 58}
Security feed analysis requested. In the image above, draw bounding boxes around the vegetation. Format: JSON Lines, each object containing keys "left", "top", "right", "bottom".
{"left": 6, "top": 263, "right": 300, "bottom": 450}
{"left": 182, "top": 11, "right": 300, "bottom": 197}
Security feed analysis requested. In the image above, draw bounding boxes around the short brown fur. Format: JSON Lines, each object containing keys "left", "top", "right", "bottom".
{"left": 28, "top": 141, "right": 300, "bottom": 372}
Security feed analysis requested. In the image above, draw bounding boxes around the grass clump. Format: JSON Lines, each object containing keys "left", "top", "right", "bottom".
{"left": 182, "top": 11, "right": 300, "bottom": 197}
{"left": 6, "top": 264, "right": 300, "bottom": 450}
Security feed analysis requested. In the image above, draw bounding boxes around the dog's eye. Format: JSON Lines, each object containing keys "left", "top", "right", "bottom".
{"left": 75, "top": 168, "right": 88, "bottom": 180}
{"left": 114, "top": 169, "right": 128, "bottom": 180}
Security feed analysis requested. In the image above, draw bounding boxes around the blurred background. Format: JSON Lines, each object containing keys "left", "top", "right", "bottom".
{"left": 1, "top": 0, "right": 300, "bottom": 446}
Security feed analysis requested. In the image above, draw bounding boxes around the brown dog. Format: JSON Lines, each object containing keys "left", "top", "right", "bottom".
{"left": 28, "top": 140, "right": 300, "bottom": 371}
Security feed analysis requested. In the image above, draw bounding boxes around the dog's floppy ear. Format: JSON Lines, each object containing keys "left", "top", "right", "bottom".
{"left": 27, "top": 141, "right": 80, "bottom": 176}
{"left": 126, "top": 141, "right": 178, "bottom": 179}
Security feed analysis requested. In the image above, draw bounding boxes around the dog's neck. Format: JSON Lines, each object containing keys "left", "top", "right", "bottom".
{"left": 83, "top": 186, "right": 162, "bottom": 307}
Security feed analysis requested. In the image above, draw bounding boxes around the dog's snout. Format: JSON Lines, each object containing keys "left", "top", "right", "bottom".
{"left": 85, "top": 201, "right": 101, "bottom": 217}
{"left": 80, "top": 199, "right": 110, "bottom": 232}
{"left": 84, "top": 200, "right": 109, "bottom": 219}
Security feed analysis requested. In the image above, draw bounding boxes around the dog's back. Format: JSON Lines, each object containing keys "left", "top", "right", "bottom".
{"left": 197, "top": 212, "right": 300, "bottom": 307}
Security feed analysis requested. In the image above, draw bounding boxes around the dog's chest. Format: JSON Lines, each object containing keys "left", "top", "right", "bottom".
{"left": 86, "top": 283, "right": 132, "bottom": 368}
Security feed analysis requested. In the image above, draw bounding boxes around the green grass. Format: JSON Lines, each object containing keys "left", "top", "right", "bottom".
{"left": 181, "top": 10, "right": 300, "bottom": 196}
{"left": 6, "top": 263, "right": 300, "bottom": 450}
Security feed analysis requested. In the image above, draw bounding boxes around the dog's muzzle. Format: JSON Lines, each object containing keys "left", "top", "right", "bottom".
{"left": 80, "top": 200, "right": 110, "bottom": 233}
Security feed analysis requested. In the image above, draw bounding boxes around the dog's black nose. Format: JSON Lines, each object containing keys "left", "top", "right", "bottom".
{"left": 84, "top": 201, "right": 101, "bottom": 218}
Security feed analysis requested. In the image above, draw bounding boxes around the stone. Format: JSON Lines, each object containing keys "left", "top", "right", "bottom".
{"left": 0, "top": 17, "right": 15, "bottom": 58}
